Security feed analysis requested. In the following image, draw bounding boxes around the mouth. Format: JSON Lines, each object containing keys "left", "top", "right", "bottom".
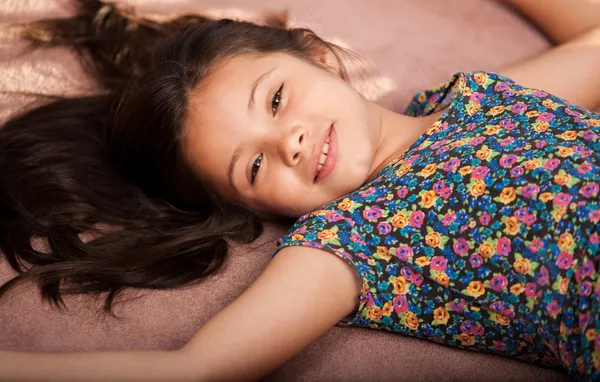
{"left": 312, "top": 123, "right": 338, "bottom": 183}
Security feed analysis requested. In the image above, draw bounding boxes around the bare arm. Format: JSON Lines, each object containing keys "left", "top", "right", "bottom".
{"left": 498, "top": 0, "right": 600, "bottom": 110}
{"left": 0, "top": 246, "right": 362, "bottom": 381}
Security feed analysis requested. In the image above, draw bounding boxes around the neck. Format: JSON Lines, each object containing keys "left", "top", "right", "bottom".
{"left": 367, "top": 103, "right": 443, "bottom": 182}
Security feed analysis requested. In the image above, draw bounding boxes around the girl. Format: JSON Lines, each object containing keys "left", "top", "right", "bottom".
{"left": 1, "top": 0, "right": 600, "bottom": 380}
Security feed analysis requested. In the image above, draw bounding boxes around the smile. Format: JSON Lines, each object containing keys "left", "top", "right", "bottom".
{"left": 313, "top": 124, "right": 338, "bottom": 183}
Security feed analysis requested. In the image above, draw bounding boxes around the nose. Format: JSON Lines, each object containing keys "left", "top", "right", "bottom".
{"left": 278, "top": 125, "right": 306, "bottom": 167}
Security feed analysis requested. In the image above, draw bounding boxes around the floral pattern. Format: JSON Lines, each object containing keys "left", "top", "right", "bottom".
{"left": 274, "top": 71, "right": 600, "bottom": 381}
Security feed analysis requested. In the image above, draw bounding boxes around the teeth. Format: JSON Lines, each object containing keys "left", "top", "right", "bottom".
{"left": 317, "top": 163, "right": 323, "bottom": 172}
{"left": 319, "top": 153, "right": 327, "bottom": 165}
{"left": 322, "top": 143, "right": 329, "bottom": 154}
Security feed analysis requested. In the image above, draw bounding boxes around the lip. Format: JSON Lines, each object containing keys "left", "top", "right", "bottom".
{"left": 311, "top": 123, "right": 338, "bottom": 183}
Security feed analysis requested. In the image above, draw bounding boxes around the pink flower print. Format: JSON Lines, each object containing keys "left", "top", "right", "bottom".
{"left": 377, "top": 222, "right": 392, "bottom": 235}
{"left": 473, "top": 325, "right": 484, "bottom": 336}
{"left": 521, "top": 184, "right": 540, "bottom": 199}
{"left": 537, "top": 267, "right": 549, "bottom": 286}
{"left": 453, "top": 238, "right": 470, "bottom": 255}
{"left": 510, "top": 102, "right": 527, "bottom": 113}
{"left": 364, "top": 205, "right": 383, "bottom": 220}
{"left": 582, "top": 260, "right": 595, "bottom": 277}
{"left": 442, "top": 211, "right": 456, "bottom": 226}
{"left": 579, "top": 312, "right": 591, "bottom": 329}
{"left": 469, "top": 253, "right": 483, "bottom": 268}
{"left": 590, "top": 234, "right": 600, "bottom": 244}
{"left": 580, "top": 281, "right": 592, "bottom": 296}
{"left": 553, "top": 193, "right": 573, "bottom": 206}
{"left": 496, "top": 237, "right": 511, "bottom": 256}
{"left": 401, "top": 266, "right": 414, "bottom": 279}
{"left": 583, "top": 129, "right": 598, "bottom": 141}
{"left": 528, "top": 238, "right": 544, "bottom": 253}
{"left": 436, "top": 146, "right": 449, "bottom": 155}
{"left": 470, "top": 92, "right": 484, "bottom": 103}
{"left": 490, "top": 275, "right": 508, "bottom": 292}
{"left": 522, "top": 214, "right": 537, "bottom": 226}
{"left": 534, "top": 90, "right": 548, "bottom": 97}
{"left": 449, "top": 299, "right": 467, "bottom": 313}
{"left": 430, "top": 256, "right": 448, "bottom": 272}
{"left": 440, "top": 187, "right": 453, "bottom": 200}
{"left": 510, "top": 166, "right": 524, "bottom": 178}
{"left": 393, "top": 294, "right": 408, "bottom": 314}
{"left": 460, "top": 321, "right": 474, "bottom": 334}
{"left": 412, "top": 273, "right": 424, "bottom": 287}
{"left": 525, "top": 282, "right": 537, "bottom": 298}
{"left": 470, "top": 136, "right": 485, "bottom": 146}
{"left": 536, "top": 140, "right": 547, "bottom": 149}
{"left": 499, "top": 137, "right": 515, "bottom": 147}
{"left": 499, "top": 154, "right": 518, "bottom": 167}
{"left": 326, "top": 211, "right": 344, "bottom": 222}
{"left": 495, "top": 82, "right": 510, "bottom": 91}
{"left": 479, "top": 211, "right": 491, "bottom": 226}
{"left": 472, "top": 166, "right": 489, "bottom": 179}
{"left": 397, "top": 186, "right": 409, "bottom": 198}
{"left": 544, "top": 158, "right": 561, "bottom": 171}
{"left": 546, "top": 300, "right": 560, "bottom": 317}
{"left": 396, "top": 246, "right": 414, "bottom": 261}
{"left": 350, "top": 233, "right": 365, "bottom": 243}
{"left": 589, "top": 209, "right": 600, "bottom": 222}
{"left": 365, "top": 293, "right": 374, "bottom": 307}
{"left": 433, "top": 180, "right": 446, "bottom": 194}
{"left": 537, "top": 112, "right": 555, "bottom": 122}
{"left": 442, "top": 158, "right": 461, "bottom": 172}
{"left": 494, "top": 341, "right": 506, "bottom": 352}
{"left": 410, "top": 211, "right": 425, "bottom": 228}
{"left": 596, "top": 334, "right": 600, "bottom": 352}
{"left": 503, "top": 91, "right": 515, "bottom": 99}
{"left": 580, "top": 183, "right": 599, "bottom": 198}
{"left": 467, "top": 122, "right": 477, "bottom": 131}
{"left": 501, "top": 308, "right": 515, "bottom": 318}
{"left": 405, "top": 154, "right": 420, "bottom": 164}
{"left": 577, "top": 162, "right": 592, "bottom": 175}
{"left": 514, "top": 208, "right": 528, "bottom": 221}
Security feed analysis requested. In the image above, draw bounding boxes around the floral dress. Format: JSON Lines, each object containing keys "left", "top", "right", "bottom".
{"left": 273, "top": 71, "right": 600, "bottom": 381}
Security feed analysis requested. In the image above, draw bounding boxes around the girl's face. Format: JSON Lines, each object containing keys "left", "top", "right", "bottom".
{"left": 185, "top": 52, "right": 381, "bottom": 217}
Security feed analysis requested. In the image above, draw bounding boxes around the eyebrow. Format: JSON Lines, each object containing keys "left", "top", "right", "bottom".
{"left": 247, "top": 66, "right": 276, "bottom": 112}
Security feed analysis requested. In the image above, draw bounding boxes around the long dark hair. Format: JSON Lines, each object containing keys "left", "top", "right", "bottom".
{"left": 0, "top": 0, "right": 354, "bottom": 315}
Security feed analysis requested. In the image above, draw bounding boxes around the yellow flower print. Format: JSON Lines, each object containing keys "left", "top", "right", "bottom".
{"left": 470, "top": 180, "right": 486, "bottom": 197}
{"left": 485, "top": 125, "right": 500, "bottom": 135}
{"left": 466, "top": 280, "right": 485, "bottom": 297}
{"left": 458, "top": 166, "right": 473, "bottom": 176}
{"left": 525, "top": 110, "right": 539, "bottom": 118}
{"left": 417, "top": 92, "right": 427, "bottom": 103}
{"left": 467, "top": 103, "right": 481, "bottom": 116}
{"left": 510, "top": 283, "right": 524, "bottom": 295}
{"left": 456, "top": 333, "right": 475, "bottom": 346}
{"left": 367, "top": 306, "right": 383, "bottom": 321}
{"left": 539, "top": 192, "right": 554, "bottom": 202}
{"left": 557, "top": 147, "right": 574, "bottom": 157}
{"left": 415, "top": 256, "right": 430, "bottom": 267}
{"left": 421, "top": 190, "right": 436, "bottom": 208}
{"left": 421, "top": 163, "right": 437, "bottom": 177}
{"left": 396, "top": 163, "right": 412, "bottom": 177}
{"left": 382, "top": 303, "right": 393, "bottom": 317}
{"left": 513, "top": 258, "right": 530, "bottom": 275}
{"left": 317, "top": 229, "right": 337, "bottom": 241}
{"left": 404, "top": 311, "right": 419, "bottom": 330}
{"left": 376, "top": 246, "right": 392, "bottom": 261}
{"left": 499, "top": 187, "right": 517, "bottom": 204}
{"left": 561, "top": 130, "right": 578, "bottom": 141}
{"left": 367, "top": 258, "right": 376, "bottom": 266}
{"left": 525, "top": 159, "right": 542, "bottom": 170}
{"left": 426, "top": 231, "right": 442, "bottom": 247}
{"left": 476, "top": 147, "right": 492, "bottom": 161}
{"left": 435, "top": 272, "right": 450, "bottom": 287}
{"left": 533, "top": 121, "right": 549, "bottom": 133}
{"left": 504, "top": 216, "right": 519, "bottom": 235}
{"left": 558, "top": 233, "right": 574, "bottom": 251}
{"left": 493, "top": 312, "right": 511, "bottom": 326}
{"left": 338, "top": 199, "right": 353, "bottom": 211}
{"left": 587, "top": 119, "right": 600, "bottom": 127}
{"left": 292, "top": 234, "right": 305, "bottom": 241}
{"left": 553, "top": 206, "right": 567, "bottom": 222}
{"left": 586, "top": 328, "right": 596, "bottom": 342}
{"left": 542, "top": 99, "right": 557, "bottom": 109}
{"left": 391, "top": 213, "right": 408, "bottom": 228}
{"left": 554, "top": 173, "right": 571, "bottom": 186}
{"left": 433, "top": 306, "right": 449, "bottom": 325}
{"left": 393, "top": 275, "right": 409, "bottom": 295}
{"left": 488, "top": 105, "right": 505, "bottom": 116}
{"left": 559, "top": 277, "right": 570, "bottom": 295}
{"left": 478, "top": 242, "right": 494, "bottom": 258}
{"left": 474, "top": 72, "right": 488, "bottom": 85}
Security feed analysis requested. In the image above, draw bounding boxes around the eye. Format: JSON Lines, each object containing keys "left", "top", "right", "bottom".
{"left": 250, "top": 153, "right": 263, "bottom": 184}
{"left": 271, "top": 83, "right": 284, "bottom": 116}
